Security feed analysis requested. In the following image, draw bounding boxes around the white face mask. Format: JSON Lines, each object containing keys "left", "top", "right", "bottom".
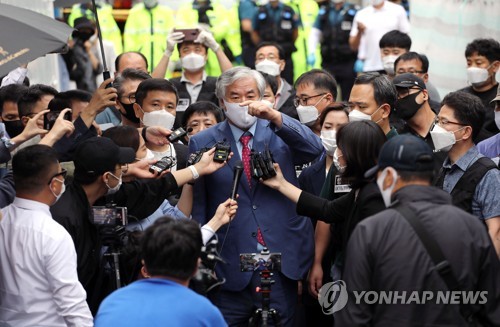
{"left": 348, "top": 106, "right": 382, "bottom": 123}
{"left": 320, "top": 130, "right": 337, "bottom": 156}
{"left": 255, "top": 59, "right": 281, "bottom": 77}
{"left": 142, "top": 110, "right": 176, "bottom": 130}
{"left": 376, "top": 167, "right": 397, "bottom": 208}
{"left": 382, "top": 55, "right": 398, "bottom": 75}
{"left": 430, "top": 124, "right": 458, "bottom": 152}
{"left": 143, "top": 0, "right": 158, "bottom": 9}
{"left": 51, "top": 178, "right": 66, "bottom": 203}
{"left": 333, "top": 149, "right": 346, "bottom": 173}
{"left": 106, "top": 172, "right": 122, "bottom": 195}
{"left": 223, "top": 100, "right": 257, "bottom": 129}
{"left": 466, "top": 66, "right": 494, "bottom": 87}
{"left": 296, "top": 94, "right": 327, "bottom": 125}
{"left": 261, "top": 99, "right": 274, "bottom": 109}
{"left": 181, "top": 53, "right": 206, "bottom": 71}
{"left": 495, "top": 110, "right": 500, "bottom": 130}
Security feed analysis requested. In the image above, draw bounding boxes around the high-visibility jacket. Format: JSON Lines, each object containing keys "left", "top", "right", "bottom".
{"left": 68, "top": 3, "right": 123, "bottom": 55}
{"left": 284, "top": 0, "right": 319, "bottom": 80}
{"left": 123, "top": 3, "right": 175, "bottom": 72}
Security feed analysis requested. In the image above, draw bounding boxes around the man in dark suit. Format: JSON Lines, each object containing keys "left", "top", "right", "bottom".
{"left": 188, "top": 66, "right": 323, "bottom": 326}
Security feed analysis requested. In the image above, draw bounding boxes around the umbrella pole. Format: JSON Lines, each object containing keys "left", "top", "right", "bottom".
{"left": 91, "top": 0, "right": 111, "bottom": 85}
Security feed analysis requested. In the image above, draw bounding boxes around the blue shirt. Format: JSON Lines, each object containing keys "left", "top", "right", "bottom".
{"left": 441, "top": 146, "right": 500, "bottom": 220}
{"left": 228, "top": 121, "right": 257, "bottom": 158}
{"left": 477, "top": 133, "right": 500, "bottom": 159}
{"left": 95, "top": 278, "right": 227, "bottom": 327}
{"left": 239, "top": 0, "right": 257, "bottom": 20}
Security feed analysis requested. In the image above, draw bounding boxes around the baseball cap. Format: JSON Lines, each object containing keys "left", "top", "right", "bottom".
{"left": 74, "top": 137, "right": 135, "bottom": 176}
{"left": 393, "top": 73, "right": 426, "bottom": 90}
{"left": 490, "top": 83, "right": 500, "bottom": 104}
{"left": 364, "top": 134, "right": 434, "bottom": 178}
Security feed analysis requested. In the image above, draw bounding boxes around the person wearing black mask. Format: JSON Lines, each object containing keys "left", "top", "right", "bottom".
{"left": 64, "top": 17, "right": 103, "bottom": 93}
{"left": 0, "top": 84, "right": 28, "bottom": 139}
{"left": 112, "top": 68, "right": 151, "bottom": 128}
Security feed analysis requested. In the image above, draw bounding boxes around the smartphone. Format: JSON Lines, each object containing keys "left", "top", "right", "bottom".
{"left": 174, "top": 28, "right": 200, "bottom": 42}
{"left": 240, "top": 252, "right": 282, "bottom": 272}
{"left": 44, "top": 111, "right": 72, "bottom": 130}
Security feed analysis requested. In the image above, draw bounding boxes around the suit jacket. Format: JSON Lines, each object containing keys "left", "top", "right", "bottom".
{"left": 298, "top": 154, "right": 327, "bottom": 197}
{"left": 189, "top": 114, "right": 323, "bottom": 291}
{"left": 276, "top": 79, "right": 299, "bottom": 120}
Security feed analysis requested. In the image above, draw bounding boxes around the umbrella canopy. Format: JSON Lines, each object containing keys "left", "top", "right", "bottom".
{"left": 0, "top": 4, "right": 74, "bottom": 77}
{"left": 54, "top": 0, "right": 85, "bottom": 7}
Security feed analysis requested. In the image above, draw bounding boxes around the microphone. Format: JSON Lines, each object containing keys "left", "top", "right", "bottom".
{"left": 230, "top": 160, "right": 244, "bottom": 200}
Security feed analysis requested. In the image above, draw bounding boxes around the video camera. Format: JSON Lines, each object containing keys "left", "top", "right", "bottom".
{"left": 191, "top": 239, "right": 226, "bottom": 296}
{"left": 250, "top": 149, "right": 276, "bottom": 180}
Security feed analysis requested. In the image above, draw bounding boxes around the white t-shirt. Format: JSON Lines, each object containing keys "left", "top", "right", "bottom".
{"left": 350, "top": 1, "right": 410, "bottom": 72}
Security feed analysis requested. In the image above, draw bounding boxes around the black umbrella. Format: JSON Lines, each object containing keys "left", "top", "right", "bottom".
{"left": 0, "top": 4, "right": 74, "bottom": 77}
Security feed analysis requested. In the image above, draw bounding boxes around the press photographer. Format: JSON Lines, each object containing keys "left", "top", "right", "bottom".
{"left": 50, "top": 136, "right": 229, "bottom": 314}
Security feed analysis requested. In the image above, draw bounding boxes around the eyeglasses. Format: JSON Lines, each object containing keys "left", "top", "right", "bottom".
{"left": 293, "top": 93, "right": 327, "bottom": 107}
{"left": 434, "top": 117, "right": 466, "bottom": 127}
{"left": 48, "top": 168, "right": 67, "bottom": 184}
{"left": 119, "top": 93, "right": 136, "bottom": 104}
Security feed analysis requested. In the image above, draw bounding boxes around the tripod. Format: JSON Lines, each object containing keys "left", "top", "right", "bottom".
{"left": 103, "top": 244, "right": 122, "bottom": 289}
{"left": 249, "top": 269, "right": 283, "bottom": 327}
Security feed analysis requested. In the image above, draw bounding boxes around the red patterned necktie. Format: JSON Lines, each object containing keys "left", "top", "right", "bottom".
{"left": 240, "top": 133, "right": 253, "bottom": 187}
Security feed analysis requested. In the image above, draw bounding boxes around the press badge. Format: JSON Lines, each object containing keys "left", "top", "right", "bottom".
{"left": 281, "top": 20, "right": 292, "bottom": 30}
{"left": 177, "top": 98, "right": 190, "bottom": 112}
{"left": 334, "top": 175, "right": 351, "bottom": 193}
{"left": 341, "top": 21, "right": 352, "bottom": 31}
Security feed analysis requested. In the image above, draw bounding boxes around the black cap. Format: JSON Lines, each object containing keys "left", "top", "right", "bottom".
{"left": 74, "top": 137, "right": 135, "bottom": 176}
{"left": 393, "top": 73, "right": 426, "bottom": 90}
{"left": 73, "top": 17, "right": 94, "bottom": 30}
{"left": 364, "top": 134, "right": 434, "bottom": 178}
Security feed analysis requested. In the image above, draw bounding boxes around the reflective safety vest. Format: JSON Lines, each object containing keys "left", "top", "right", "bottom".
{"left": 123, "top": 3, "right": 175, "bottom": 72}
{"left": 67, "top": 3, "right": 123, "bottom": 55}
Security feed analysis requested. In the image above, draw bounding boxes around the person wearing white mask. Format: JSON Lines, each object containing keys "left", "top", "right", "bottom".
{"left": 294, "top": 69, "right": 337, "bottom": 135}
{"left": 348, "top": 72, "right": 398, "bottom": 138}
{"left": 133, "top": 78, "right": 187, "bottom": 171}
{"left": 459, "top": 38, "right": 500, "bottom": 135}
{"left": 339, "top": 134, "right": 500, "bottom": 325}
{"left": 348, "top": 0, "right": 410, "bottom": 73}
{"left": 254, "top": 42, "right": 297, "bottom": 116}
{"left": 431, "top": 91, "right": 500, "bottom": 256}
{"left": 188, "top": 66, "right": 323, "bottom": 326}
{"left": 0, "top": 145, "right": 93, "bottom": 327}
{"left": 152, "top": 28, "right": 232, "bottom": 129}
{"left": 378, "top": 30, "right": 411, "bottom": 76}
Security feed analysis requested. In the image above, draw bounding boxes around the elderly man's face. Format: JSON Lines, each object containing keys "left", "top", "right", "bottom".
{"left": 223, "top": 77, "right": 259, "bottom": 104}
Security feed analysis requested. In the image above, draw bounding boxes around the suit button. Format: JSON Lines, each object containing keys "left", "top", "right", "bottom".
{"left": 252, "top": 232, "right": 257, "bottom": 237}
{"left": 252, "top": 205, "right": 257, "bottom": 210}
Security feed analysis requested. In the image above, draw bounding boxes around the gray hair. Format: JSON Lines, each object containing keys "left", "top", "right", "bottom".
{"left": 215, "top": 66, "right": 266, "bottom": 101}
{"left": 113, "top": 68, "right": 151, "bottom": 98}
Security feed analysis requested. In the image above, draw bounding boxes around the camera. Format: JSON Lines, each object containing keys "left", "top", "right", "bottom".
{"left": 214, "top": 141, "right": 231, "bottom": 163}
{"left": 240, "top": 248, "right": 282, "bottom": 272}
{"left": 92, "top": 206, "right": 128, "bottom": 226}
{"left": 250, "top": 149, "right": 276, "bottom": 180}
{"left": 149, "top": 156, "right": 177, "bottom": 175}
{"left": 44, "top": 110, "right": 72, "bottom": 130}
{"left": 190, "top": 239, "right": 226, "bottom": 296}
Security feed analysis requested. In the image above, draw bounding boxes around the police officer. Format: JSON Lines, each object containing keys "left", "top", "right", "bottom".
{"left": 239, "top": 0, "right": 259, "bottom": 68}
{"left": 308, "top": 0, "right": 359, "bottom": 100}
{"left": 251, "top": 0, "right": 300, "bottom": 84}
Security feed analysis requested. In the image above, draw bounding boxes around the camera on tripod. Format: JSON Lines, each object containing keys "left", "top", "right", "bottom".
{"left": 190, "top": 239, "right": 226, "bottom": 296}
{"left": 250, "top": 149, "right": 276, "bottom": 180}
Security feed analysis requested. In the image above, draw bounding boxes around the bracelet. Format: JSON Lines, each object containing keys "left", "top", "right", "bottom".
{"left": 141, "top": 127, "right": 149, "bottom": 143}
{"left": 188, "top": 165, "right": 199, "bottom": 180}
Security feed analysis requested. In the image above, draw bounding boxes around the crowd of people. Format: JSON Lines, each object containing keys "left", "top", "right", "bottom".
{"left": 0, "top": 0, "right": 499, "bottom": 326}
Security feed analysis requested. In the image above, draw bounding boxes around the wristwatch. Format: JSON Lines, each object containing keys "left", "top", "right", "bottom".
{"left": 1, "top": 136, "right": 16, "bottom": 150}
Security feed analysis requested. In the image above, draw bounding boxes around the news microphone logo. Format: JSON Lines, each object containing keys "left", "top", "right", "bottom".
{"left": 318, "top": 280, "right": 348, "bottom": 315}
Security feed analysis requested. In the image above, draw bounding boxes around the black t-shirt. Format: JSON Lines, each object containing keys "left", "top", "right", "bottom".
{"left": 459, "top": 84, "right": 499, "bottom": 134}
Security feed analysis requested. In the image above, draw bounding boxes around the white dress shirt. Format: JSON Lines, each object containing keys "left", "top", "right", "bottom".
{"left": 0, "top": 197, "right": 93, "bottom": 327}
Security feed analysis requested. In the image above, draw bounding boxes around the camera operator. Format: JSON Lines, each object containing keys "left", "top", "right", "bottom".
{"left": 50, "top": 136, "right": 228, "bottom": 314}
{"left": 95, "top": 217, "right": 226, "bottom": 326}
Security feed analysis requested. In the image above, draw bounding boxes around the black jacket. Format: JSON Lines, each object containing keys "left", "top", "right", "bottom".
{"left": 338, "top": 185, "right": 500, "bottom": 326}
